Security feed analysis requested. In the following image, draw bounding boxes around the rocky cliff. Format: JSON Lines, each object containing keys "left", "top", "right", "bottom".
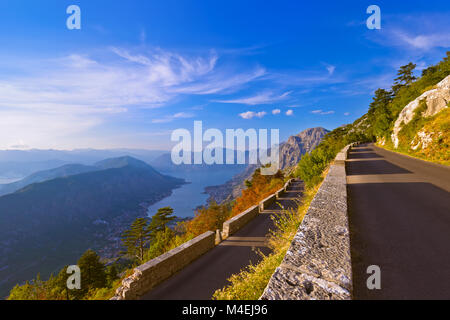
{"left": 391, "top": 75, "right": 450, "bottom": 148}
{"left": 279, "top": 127, "right": 330, "bottom": 169}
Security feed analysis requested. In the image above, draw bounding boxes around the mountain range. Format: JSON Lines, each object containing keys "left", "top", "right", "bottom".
{"left": 0, "top": 149, "right": 166, "bottom": 180}
{"left": 0, "top": 156, "right": 184, "bottom": 298}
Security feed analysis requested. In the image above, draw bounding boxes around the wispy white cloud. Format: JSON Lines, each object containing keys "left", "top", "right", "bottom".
{"left": 0, "top": 47, "right": 266, "bottom": 148}
{"left": 367, "top": 12, "right": 450, "bottom": 51}
{"left": 272, "top": 109, "right": 281, "bottom": 115}
{"left": 239, "top": 111, "right": 267, "bottom": 119}
{"left": 323, "top": 63, "right": 336, "bottom": 75}
{"left": 387, "top": 30, "right": 450, "bottom": 50}
{"left": 139, "top": 29, "right": 147, "bottom": 44}
{"left": 286, "top": 110, "right": 294, "bottom": 116}
{"left": 152, "top": 112, "right": 195, "bottom": 123}
{"left": 215, "top": 91, "right": 291, "bottom": 105}
{"left": 173, "top": 66, "right": 266, "bottom": 95}
{"left": 311, "top": 109, "right": 335, "bottom": 115}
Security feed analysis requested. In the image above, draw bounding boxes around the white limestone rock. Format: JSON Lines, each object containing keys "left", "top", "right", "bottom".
{"left": 392, "top": 75, "right": 450, "bottom": 148}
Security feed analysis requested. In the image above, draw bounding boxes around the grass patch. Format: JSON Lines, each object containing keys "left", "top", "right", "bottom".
{"left": 212, "top": 177, "right": 323, "bottom": 300}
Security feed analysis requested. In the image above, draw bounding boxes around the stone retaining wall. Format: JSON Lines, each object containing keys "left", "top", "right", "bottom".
{"left": 275, "top": 179, "right": 291, "bottom": 199}
{"left": 222, "top": 179, "right": 294, "bottom": 240}
{"left": 259, "top": 193, "right": 277, "bottom": 211}
{"left": 260, "top": 145, "right": 354, "bottom": 300}
{"left": 112, "top": 231, "right": 215, "bottom": 300}
{"left": 221, "top": 205, "right": 260, "bottom": 240}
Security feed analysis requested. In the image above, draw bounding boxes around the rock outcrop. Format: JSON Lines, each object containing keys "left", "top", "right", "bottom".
{"left": 279, "top": 127, "right": 329, "bottom": 169}
{"left": 392, "top": 75, "right": 450, "bottom": 148}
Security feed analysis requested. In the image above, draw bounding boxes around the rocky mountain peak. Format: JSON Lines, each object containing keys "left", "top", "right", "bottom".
{"left": 279, "top": 127, "right": 329, "bottom": 170}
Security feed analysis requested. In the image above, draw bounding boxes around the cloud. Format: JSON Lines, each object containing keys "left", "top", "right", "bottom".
{"left": 367, "top": 13, "right": 450, "bottom": 51}
{"left": 8, "top": 140, "right": 29, "bottom": 150}
{"left": 389, "top": 30, "right": 450, "bottom": 50}
{"left": 175, "top": 67, "right": 266, "bottom": 95}
{"left": 323, "top": 63, "right": 336, "bottom": 75}
{"left": 344, "top": 112, "right": 350, "bottom": 116}
{"left": 311, "top": 110, "right": 335, "bottom": 115}
{"left": 0, "top": 109, "right": 101, "bottom": 149}
{"left": 286, "top": 110, "right": 294, "bottom": 116}
{"left": 152, "top": 112, "right": 195, "bottom": 123}
{"left": 0, "top": 47, "right": 266, "bottom": 147}
{"left": 215, "top": 91, "right": 291, "bottom": 105}
{"left": 327, "top": 66, "right": 336, "bottom": 75}
{"left": 0, "top": 48, "right": 265, "bottom": 114}
{"left": 272, "top": 109, "right": 281, "bottom": 115}
{"left": 239, "top": 111, "right": 267, "bottom": 119}
{"left": 139, "top": 29, "right": 147, "bottom": 44}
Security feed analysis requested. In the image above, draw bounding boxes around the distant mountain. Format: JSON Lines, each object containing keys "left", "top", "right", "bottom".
{"left": 0, "top": 149, "right": 166, "bottom": 164}
{"left": 0, "top": 149, "right": 167, "bottom": 183}
{"left": 150, "top": 150, "right": 247, "bottom": 173}
{"left": 0, "top": 156, "right": 173, "bottom": 197}
{"left": 279, "top": 127, "right": 330, "bottom": 169}
{"left": 0, "top": 156, "right": 184, "bottom": 298}
{"left": 205, "top": 127, "right": 329, "bottom": 203}
{"left": 0, "top": 164, "right": 98, "bottom": 196}
{"left": 96, "top": 156, "right": 155, "bottom": 170}
{"left": 0, "top": 160, "right": 70, "bottom": 180}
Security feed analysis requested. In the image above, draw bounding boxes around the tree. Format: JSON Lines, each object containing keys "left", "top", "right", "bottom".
{"left": 367, "top": 88, "right": 394, "bottom": 137}
{"left": 186, "top": 201, "right": 231, "bottom": 236}
{"left": 144, "top": 227, "right": 176, "bottom": 260}
{"left": 121, "top": 217, "right": 152, "bottom": 263}
{"left": 392, "top": 62, "right": 417, "bottom": 95}
{"left": 148, "top": 207, "right": 175, "bottom": 236}
{"left": 76, "top": 249, "right": 107, "bottom": 298}
{"left": 232, "top": 168, "right": 284, "bottom": 215}
{"left": 106, "top": 264, "right": 119, "bottom": 286}
{"left": 49, "top": 266, "right": 72, "bottom": 300}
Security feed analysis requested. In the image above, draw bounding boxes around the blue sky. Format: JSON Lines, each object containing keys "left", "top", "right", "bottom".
{"left": 0, "top": 0, "right": 449, "bottom": 150}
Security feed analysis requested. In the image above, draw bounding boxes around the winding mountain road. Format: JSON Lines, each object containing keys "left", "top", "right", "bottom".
{"left": 347, "top": 144, "right": 450, "bottom": 299}
{"left": 141, "top": 180, "right": 304, "bottom": 300}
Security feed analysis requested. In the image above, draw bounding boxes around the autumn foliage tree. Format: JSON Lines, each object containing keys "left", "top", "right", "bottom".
{"left": 232, "top": 168, "right": 284, "bottom": 216}
{"left": 185, "top": 201, "right": 232, "bottom": 237}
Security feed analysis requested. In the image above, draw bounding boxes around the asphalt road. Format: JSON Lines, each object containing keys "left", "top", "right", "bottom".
{"left": 141, "top": 180, "right": 304, "bottom": 300}
{"left": 347, "top": 143, "right": 450, "bottom": 299}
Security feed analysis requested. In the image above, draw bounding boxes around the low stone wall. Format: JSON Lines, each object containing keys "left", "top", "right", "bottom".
{"left": 260, "top": 146, "right": 353, "bottom": 300}
{"left": 276, "top": 179, "right": 292, "bottom": 199}
{"left": 222, "top": 179, "right": 294, "bottom": 240}
{"left": 112, "top": 231, "right": 215, "bottom": 300}
{"left": 259, "top": 193, "right": 277, "bottom": 211}
{"left": 221, "top": 205, "right": 259, "bottom": 240}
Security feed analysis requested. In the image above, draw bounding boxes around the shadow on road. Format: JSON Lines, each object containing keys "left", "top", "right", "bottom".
{"left": 348, "top": 152, "right": 383, "bottom": 159}
{"left": 347, "top": 159, "right": 412, "bottom": 175}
